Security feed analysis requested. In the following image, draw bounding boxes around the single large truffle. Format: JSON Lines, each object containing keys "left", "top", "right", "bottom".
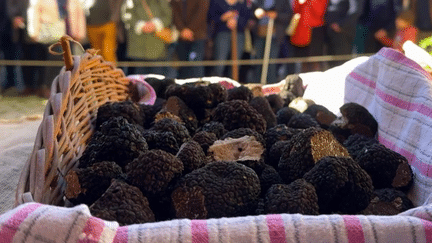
{"left": 171, "top": 161, "right": 261, "bottom": 219}
{"left": 150, "top": 118, "right": 191, "bottom": 145}
{"left": 89, "top": 179, "right": 155, "bottom": 226}
{"left": 265, "top": 180, "right": 319, "bottom": 215}
{"left": 276, "top": 107, "right": 300, "bottom": 125}
{"left": 343, "top": 133, "right": 380, "bottom": 161}
{"left": 192, "top": 131, "right": 218, "bottom": 155}
{"left": 303, "top": 156, "right": 374, "bottom": 214}
{"left": 278, "top": 127, "right": 350, "bottom": 183}
{"left": 199, "top": 121, "right": 227, "bottom": 139}
{"left": 266, "top": 94, "right": 285, "bottom": 114}
{"left": 213, "top": 100, "right": 267, "bottom": 134}
{"left": 361, "top": 188, "right": 414, "bottom": 215}
{"left": 249, "top": 96, "right": 277, "bottom": 129}
{"left": 125, "top": 149, "right": 184, "bottom": 196}
{"left": 227, "top": 85, "right": 253, "bottom": 102}
{"left": 158, "top": 96, "right": 199, "bottom": 134}
{"left": 95, "top": 100, "right": 143, "bottom": 130}
{"left": 356, "top": 143, "right": 413, "bottom": 191}
{"left": 78, "top": 116, "right": 148, "bottom": 169}
{"left": 142, "top": 130, "right": 179, "bottom": 155}
{"left": 303, "top": 104, "right": 337, "bottom": 129}
{"left": 176, "top": 140, "right": 208, "bottom": 174}
{"left": 329, "top": 102, "right": 378, "bottom": 143}
{"left": 65, "top": 161, "right": 124, "bottom": 206}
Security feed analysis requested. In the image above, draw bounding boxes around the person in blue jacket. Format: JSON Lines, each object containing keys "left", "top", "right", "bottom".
{"left": 208, "top": 0, "right": 251, "bottom": 78}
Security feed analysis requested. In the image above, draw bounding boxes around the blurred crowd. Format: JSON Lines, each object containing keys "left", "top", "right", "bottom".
{"left": 0, "top": 0, "right": 428, "bottom": 98}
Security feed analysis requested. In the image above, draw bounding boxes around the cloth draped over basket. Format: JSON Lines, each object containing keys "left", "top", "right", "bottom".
{"left": 7, "top": 47, "right": 432, "bottom": 242}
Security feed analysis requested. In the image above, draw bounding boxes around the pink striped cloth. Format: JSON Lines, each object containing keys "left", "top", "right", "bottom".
{"left": 344, "top": 47, "right": 432, "bottom": 206}
{"left": 2, "top": 202, "right": 432, "bottom": 242}
{"left": 4, "top": 47, "right": 432, "bottom": 242}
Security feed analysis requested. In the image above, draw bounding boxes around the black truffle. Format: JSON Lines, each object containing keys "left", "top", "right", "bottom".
{"left": 303, "top": 104, "right": 337, "bottom": 129}
{"left": 176, "top": 140, "right": 208, "bottom": 174}
{"left": 142, "top": 130, "right": 179, "bottom": 155}
{"left": 276, "top": 107, "right": 300, "bottom": 125}
{"left": 227, "top": 85, "right": 253, "bottom": 102}
{"left": 265, "top": 180, "right": 319, "bottom": 215}
{"left": 287, "top": 113, "right": 320, "bottom": 129}
{"left": 171, "top": 161, "right": 261, "bottom": 219}
{"left": 356, "top": 143, "right": 413, "bottom": 191}
{"left": 213, "top": 100, "right": 267, "bottom": 134}
{"left": 249, "top": 96, "right": 277, "bottom": 129}
{"left": 125, "top": 149, "right": 184, "bottom": 196}
{"left": 278, "top": 127, "right": 350, "bottom": 183}
{"left": 89, "top": 179, "right": 155, "bottom": 226}
{"left": 192, "top": 131, "right": 218, "bottom": 155}
{"left": 303, "top": 156, "right": 374, "bottom": 214}
{"left": 150, "top": 118, "right": 191, "bottom": 145}
{"left": 95, "top": 100, "right": 143, "bottom": 130}
{"left": 361, "top": 188, "right": 414, "bottom": 215}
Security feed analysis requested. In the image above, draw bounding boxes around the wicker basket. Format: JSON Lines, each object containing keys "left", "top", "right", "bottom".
{"left": 15, "top": 37, "right": 131, "bottom": 206}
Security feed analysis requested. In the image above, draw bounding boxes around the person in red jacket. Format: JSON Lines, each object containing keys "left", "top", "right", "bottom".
{"left": 289, "top": 0, "right": 328, "bottom": 72}
{"left": 374, "top": 9, "right": 418, "bottom": 53}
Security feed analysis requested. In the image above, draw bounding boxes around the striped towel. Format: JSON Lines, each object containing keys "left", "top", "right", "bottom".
{"left": 345, "top": 47, "right": 432, "bottom": 206}
{"left": 4, "top": 47, "right": 432, "bottom": 242}
{"left": 1, "top": 202, "right": 432, "bottom": 242}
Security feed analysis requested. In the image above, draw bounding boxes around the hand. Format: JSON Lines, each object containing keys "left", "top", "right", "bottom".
{"left": 374, "top": 29, "right": 388, "bottom": 40}
{"left": 142, "top": 22, "right": 156, "bottom": 33}
{"left": 266, "top": 10, "right": 278, "bottom": 19}
{"left": 330, "top": 23, "right": 341, "bottom": 33}
{"left": 227, "top": 17, "right": 237, "bottom": 30}
{"left": 13, "top": 16, "right": 25, "bottom": 29}
{"left": 221, "top": 11, "right": 237, "bottom": 22}
{"left": 181, "top": 28, "right": 194, "bottom": 41}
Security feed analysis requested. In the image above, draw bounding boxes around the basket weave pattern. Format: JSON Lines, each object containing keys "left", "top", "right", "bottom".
{"left": 15, "top": 51, "right": 131, "bottom": 206}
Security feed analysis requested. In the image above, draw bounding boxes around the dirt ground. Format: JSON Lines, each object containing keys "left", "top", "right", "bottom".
{"left": 0, "top": 88, "right": 46, "bottom": 122}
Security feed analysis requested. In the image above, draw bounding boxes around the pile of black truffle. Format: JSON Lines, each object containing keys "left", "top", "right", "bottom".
{"left": 64, "top": 77, "right": 414, "bottom": 226}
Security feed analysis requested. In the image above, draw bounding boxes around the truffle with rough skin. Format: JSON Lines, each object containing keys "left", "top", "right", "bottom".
{"left": 356, "top": 143, "right": 413, "bottom": 191}
{"left": 146, "top": 77, "right": 176, "bottom": 99}
{"left": 89, "top": 179, "right": 155, "bottom": 226}
{"left": 125, "top": 149, "right": 184, "bottom": 196}
{"left": 249, "top": 96, "right": 277, "bottom": 129}
{"left": 343, "top": 134, "right": 380, "bottom": 161}
{"left": 139, "top": 98, "right": 166, "bottom": 129}
{"left": 267, "top": 140, "right": 291, "bottom": 168}
{"left": 192, "top": 131, "right": 218, "bottom": 155}
{"left": 303, "top": 156, "right": 374, "bottom": 214}
{"left": 259, "top": 164, "right": 284, "bottom": 196}
{"left": 95, "top": 100, "right": 144, "bottom": 130}
{"left": 329, "top": 102, "right": 378, "bottom": 143}
{"left": 65, "top": 161, "right": 124, "bottom": 206}
{"left": 213, "top": 100, "right": 267, "bottom": 134}
{"left": 150, "top": 118, "right": 191, "bottom": 145}
{"left": 278, "top": 127, "right": 350, "bottom": 183}
{"left": 158, "top": 96, "right": 199, "bottom": 134}
{"left": 276, "top": 107, "right": 300, "bottom": 125}
{"left": 361, "top": 188, "right": 414, "bottom": 215}
{"left": 176, "top": 140, "right": 208, "bottom": 174}
{"left": 265, "top": 124, "right": 300, "bottom": 152}
{"left": 227, "top": 85, "right": 253, "bottom": 102}
{"left": 78, "top": 117, "right": 148, "bottom": 169}
{"left": 265, "top": 180, "right": 319, "bottom": 215}
{"left": 199, "top": 121, "right": 227, "bottom": 139}
{"left": 208, "top": 83, "right": 228, "bottom": 107}
{"left": 171, "top": 161, "right": 261, "bottom": 219}
{"left": 165, "top": 83, "right": 214, "bottom": 121}
{"left": 303, "top": 104, "right": 337, "bottom": 129}
{"left": 266, "top": 94, "right": 285, "bottom": 114}
{"left": 142, "top": 130, "right": 179, "bottom": 155}
{"left": 287, "top": 113, "right": 320, "bottom": 129}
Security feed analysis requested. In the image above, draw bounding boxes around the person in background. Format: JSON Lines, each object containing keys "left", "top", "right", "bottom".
{"left": 374, "top": 9, "right": 418, "bottom": 52}
{"left": 250, "top": 0, "right": 293, "bottom": 84}
{"left": 121, "top": 0, "right": 173, "bottom": 76}
{"left": 324, "top": 0, "right": 365, "bottom": 67}
{"left": 171, "top": 0, "right": 210, "bottom": 79}
{"left": 289, "top": 0, "right": 328, "bottom": 73}
{"left": 208, "top": 0, "right": 252, "bottom": 79}
{"left": 84, "top": 0, "right": 124, "bottom": 63}
{"left": 354, "top": 0, "right": 402, "bottom": 54}
{"left": 1, "top": 0, "right": 25, "bottom": 95}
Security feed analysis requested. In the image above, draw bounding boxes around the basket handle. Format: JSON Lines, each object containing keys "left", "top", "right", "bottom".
{"left": 49, "top": 35, "right": 84, "bottom": 71}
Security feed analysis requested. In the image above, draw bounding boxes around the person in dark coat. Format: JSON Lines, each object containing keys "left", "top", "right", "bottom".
{"left": 171, "top": 0, "right": 210, "bottom": 79}
{"left": 324, "top": 0, "right": 365, "bottom": 67}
